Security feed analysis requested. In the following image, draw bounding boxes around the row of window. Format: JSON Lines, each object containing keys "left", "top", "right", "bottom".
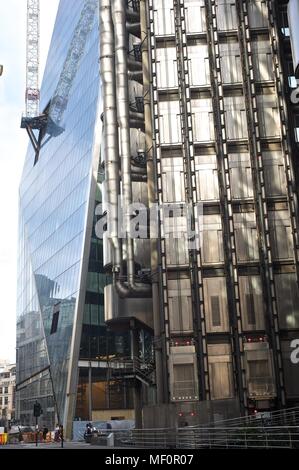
{"left": 163, "top": 210, "right": 294, "bottom": 265}
{"left": 161, "top": 151, "right": 287, "bottom": 201}
{"left": 167, "top": 273, "right": 299, "bottom": 333}
{"left": 153, "top": 0, "right": 269, "bottom": 36}
{"left": 170, "top": 338, "right": 299, "bottom": 401}
{"left": 0, "top": 397, "right": 9, "bottom": 406}
{"left": 158, "top": 95, "right": 280, "bottom": 144}
{"left": 156, "top": 39, "right": 275, "bottom": 88}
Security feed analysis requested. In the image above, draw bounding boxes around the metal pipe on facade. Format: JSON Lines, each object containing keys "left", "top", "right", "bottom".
{"left": 111, "top": 0, "right": 151, "bottom": 297}
{"left": 129, "top": 119, "right": 145, "bottom": 131}
{"left": 128, "top": 70, "right": 143, "bottom": 83}
{"left": 131, "top": 173, "right": 147, "bottom": 182}
{"left": 126, "top": 8, "right": 140, "bottom": 22}
{"left": 128, "top": 57, "right": 143, "bottom": 72}
{"left": 100, "top": 0, "right": 130, "bottom": 298}
{"left": 126, "top": 22, "right": 141, "bottom": 38}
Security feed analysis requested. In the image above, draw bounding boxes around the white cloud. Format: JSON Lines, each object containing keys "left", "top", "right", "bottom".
{"left": 0, "top": 0, "right": 59, "bottom": 362}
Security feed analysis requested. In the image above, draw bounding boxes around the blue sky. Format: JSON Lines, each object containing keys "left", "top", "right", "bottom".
{"left": 0, "top": 0, "right": 59, "bottom": 362}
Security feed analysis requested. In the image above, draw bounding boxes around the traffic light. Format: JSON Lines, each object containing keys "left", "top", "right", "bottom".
{"left": 33, "top": 402, "right": 42, "bottom": 417}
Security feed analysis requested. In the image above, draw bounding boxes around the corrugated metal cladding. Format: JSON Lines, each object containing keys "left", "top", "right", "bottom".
{"left": 149, "top": 0, "right": 299, "bottom": 412}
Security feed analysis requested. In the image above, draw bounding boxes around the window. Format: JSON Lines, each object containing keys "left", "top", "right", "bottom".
{"left": 294, "top": 115, "right": 299, "bottom": 143}
{"left": 246, "top": 293, "right": 256, "bottom": 326}
{"left": 287, "top": 60, "right": 297, "bottom": 88}
{"left": 192, "top": 98, "right": 214, "bottom": 142}
{"left": 252, "top": 39, "right": 273, "bottom": 82}
{"left": 153, "top": 0, "right": 175, "bottom": 36}
{"left": 257, "top": 94, "right": 280, "bottom": 138}
{"left": 50, "top": 302, "right": 61, "bottom": 334}
{"left": 159, "top": 101, "right": 181, "bottom": 144}
{"left": 248, "top": 360, "right": 269, "bottom": 378}
{"left": 4, "top": 387, "right": 8, "bottom": 394}
{"left": 216, "top": 0, "right": 237, "bottom": 31}
{"left": 275, "top": 273, "right": 299, "bottom": 329}
{"left": 173, "top": 364, "right": 196, "bottom": 398}
{"left": 248, "top": 0, "right": 268, "bottom": 28}
{"left": 195, "top": 155, "right": 219, "bottom": 202}
{"left": 202, "top": 214, "right": 224, "bottom": 264}
{"left": 50, "top": 311, "right": 60, "bottom": 335}
{"left": 246, "top": 355, "right": 275, "bottom": 398}
{"left": 224, "top": 96, "right": 247, "bottom": 140}
{"left": 220, "top": 42, "right": 242, "bottom": 84}
{"left": 161, "top": 156, "right": 185, "bottom": 203}
{"left": 168, "top": 279, "right": 193, "bottom": 333}
{"left": 240, "top": 276, "right": 264, "bottom": 331}
{"left": 208, "top": 344, "right": 234, "bottom": 400}
{"left": 185, "top": 0, "right": 206, "bottom": 33}
{"left": 204, "top": 277, "right": 229, "bottom": 333}
{"left": 211, "top": 296, "right": 221, "bottom": 327}
{"left": 156, "top": 47, "right": 177, "bottom": 89}
{"left": 165, "top": 217, "right": 189, "bottom": 266}
{"left": 269, "top": 210, "right": 293, "bottom": 260}
{"left": 279, "top": 6, "right": 290, "bottom": 36}
{"left": 4, "top": 397, "right": 8, "bottom": 405}
{"left": 188, "top": 44, "right": 210, "bottom": 86}
{"left": 262, "top": 151, "right": 287, "bottom": 197}
{"left": 229, "top": 153, "right": 253, "bottom": 199}
{"left": 234, "top": 213, "right": 259, "bottom": 262}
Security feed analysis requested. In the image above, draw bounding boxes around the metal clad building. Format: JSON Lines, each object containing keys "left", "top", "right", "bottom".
{"left": 17, "top": 0, "right": 299, "bottom": 437}
{"left": 101, "top": 0, "right": 299, "bottom": 425}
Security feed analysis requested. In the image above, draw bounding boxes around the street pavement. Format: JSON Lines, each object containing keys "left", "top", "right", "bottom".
{"left": 0, "top": 441, "right": 101, "bottom": 449}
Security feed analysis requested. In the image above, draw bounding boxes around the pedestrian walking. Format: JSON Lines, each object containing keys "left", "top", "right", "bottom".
{"left": 42, "top": 426, "right": 48, "bottom": 441}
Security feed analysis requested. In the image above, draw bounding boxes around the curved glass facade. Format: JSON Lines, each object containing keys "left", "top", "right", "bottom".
{"left": 17, "top": 0, "right": 101, "bottom": 428}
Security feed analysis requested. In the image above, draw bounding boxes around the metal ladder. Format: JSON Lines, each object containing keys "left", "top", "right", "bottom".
{"left": 173, "top": 0, "right": 209, "bottom": 401}
{"left": 267, "top": 0, "right": 299, "bottom": 287}
{"left": 236, "top": 0, "right": 285, "bottom": 407}
{"left": 147, "top": 0, "right": 170, "bottom": 401}
{"left": 204, "top": 0, "right": 247, "bottom": 413}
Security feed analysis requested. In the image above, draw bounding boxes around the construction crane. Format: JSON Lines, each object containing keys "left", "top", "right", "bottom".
{"left": 25, "top": 0, "right": 40, "bottom": 118}
{"left": 21, "top": 0, "right": 97, "bottom": 163}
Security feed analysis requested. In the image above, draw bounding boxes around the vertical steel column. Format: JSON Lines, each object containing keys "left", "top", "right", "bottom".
{"left": 147, "top": 0, "right": 170, "bottom": 402}
{"left": 140, "top": 0, "right": 165, "bottom": 405}
{"left": 204, "top": 0, "right": 247, "bottom": 413}
{"left": 267, "top": 0, "right": 299, "bottom": 287}
{"left": 236, "top": 0, "right": 285, "bottom": 407}
{"left": 173, "top": 0, "right": 209, "bottom": 401}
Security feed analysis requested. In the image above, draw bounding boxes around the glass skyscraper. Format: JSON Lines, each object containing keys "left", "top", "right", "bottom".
{"left": 16, "top": 0, "right": 113, "bottom": 436}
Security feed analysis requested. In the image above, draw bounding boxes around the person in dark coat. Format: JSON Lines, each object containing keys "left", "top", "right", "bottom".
{"left": 42, "top": 427, "right": 48, "bottom": 441}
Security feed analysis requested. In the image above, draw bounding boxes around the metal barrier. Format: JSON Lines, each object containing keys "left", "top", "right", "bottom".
{"left": 196, "top": 406, "right": 299, "bottom": 429}
{"left": 111, "top": 425, "right": 299, "bottom": 449}
{"left": 81, "top": 407, "right": 299, "bottom": 449}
